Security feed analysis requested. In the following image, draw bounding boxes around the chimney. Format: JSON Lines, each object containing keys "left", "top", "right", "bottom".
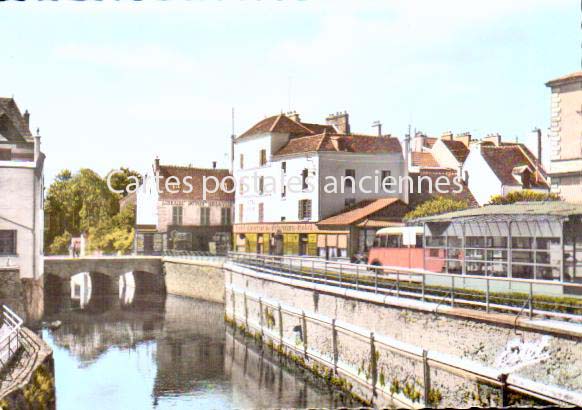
{"left": 441, "top": 131, "right": 453, "bottom": 140}
{"left": 453, "top": 132, "right": 472, "bottom": 147}
{"left": 287, "top": 111, "right": 301, "bottom": 123}
{"left": 533, "top": 127, "right": 542, "bottom": 163}
{"left": 154, "top": 156, "right": 160, "bottom": 171}
{"left": 326, "top": 111, "right": 350, "bottom": 135}
{"left": 212, "top": 161, "right": 217, "bottom": 169}
{"left": 482, "top": 133, "right": 502, "bottom": 146}
{"left": 23, "top": 110, "right": 30, "bottom": 129}
{"left": 34, "top": 133, "right": 41, "bottom": 163}
{"left": 330, "top": 136, "right": 343, "bottom": 151}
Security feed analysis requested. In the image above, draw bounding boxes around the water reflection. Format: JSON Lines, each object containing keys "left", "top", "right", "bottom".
{"left": 43, "top": 282, "right": 353, "bottom": 409}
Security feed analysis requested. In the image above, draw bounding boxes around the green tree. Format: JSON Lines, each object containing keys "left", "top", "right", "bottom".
{"left": 44, "top": 168, "right": 135, "bottom": 255}
{"left": 404, "top": 197, "right": 470, "bottom": 221}
{"left": 488, "top": 190, "right": 561, "bottom": 205}
{"left": 106, "top": 167, "right": 142, "bottom": 197}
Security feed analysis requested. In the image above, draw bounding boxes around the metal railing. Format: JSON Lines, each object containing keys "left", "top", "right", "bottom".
{"left": 163, "top": 250, "right": 228, "bottom": 262}
{"left": 0, "top": 306, "right": 23, "bottom": 370}
{"left": 227, "top": 252, "right": 582, "bottom": 323}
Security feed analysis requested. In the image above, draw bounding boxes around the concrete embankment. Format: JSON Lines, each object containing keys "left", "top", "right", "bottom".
{"left": 0, "top": 328, "right": 55, "bottom": 409}
{"left": 224, "top": 261, "right": 582, "bottom": 409}
{"left": 162, "top": 257, "right": 225, "bottom": 303}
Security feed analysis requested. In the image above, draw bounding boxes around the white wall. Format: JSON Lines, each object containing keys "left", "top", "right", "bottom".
{"left": 464, "top": 148, "right": 502, "bottom": 205}
{"left": 431, "top": 139, "right": 461, "bottom": 169}
{"left": 136, "top": 169, "right": 159, "bottom": 226}
{"left": 234, "top": 132, "right": 406, "bottom": 223}
{"left": 0, "top": 162, "right": 43, "bottom": 279}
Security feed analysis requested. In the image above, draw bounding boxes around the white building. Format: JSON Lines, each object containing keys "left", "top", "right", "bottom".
{"left": 463, "top": 139, "right": 549, "bottom": 205}
{"left": 233, "top": 111, "right": 407, "bottom": 257}
{"left": 0, "top": 98, "right": 44, "bottom": 280}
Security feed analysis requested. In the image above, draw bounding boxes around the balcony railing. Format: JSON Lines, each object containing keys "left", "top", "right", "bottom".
{"left": 228, "top": 252, "right": 582, "bottom": 323}
{"left": 0, "top": 306, "right": 23, "bottom": 371}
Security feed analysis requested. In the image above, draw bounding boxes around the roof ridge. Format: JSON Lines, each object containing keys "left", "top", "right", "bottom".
{"left": 269, "top": 114, "right": 284, "bottom": 132}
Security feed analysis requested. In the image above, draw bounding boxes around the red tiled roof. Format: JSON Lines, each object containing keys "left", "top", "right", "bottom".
{"left": 441, "top": 139, "right": 470, "bottom": 163}
{"left": 424, "top": 137, "right": 437, "bottom": 148}
{"left": 157, "top": 165, "right": 234, "bottom": 201}
{"left": 480, "top": 145, "right": 549, "bottom": 189}
{"left": 408, "top": 169, "right": 478, "bottom": 208}
{"left": 274, "top": 133, "right": 402, "bottom": 156}
{"left": 318, "top": 198, "right": 408, "bottom": 226}
{"left": 546, "top": 71, "right": 582, "bottom": 87}
{"left": 238, "top": 114, "right": 314, "bottom": 139}
{"left": 411, "top": 151, "right": 439, "bottom": 167}
{"left": 300, "top": 122, "right": 336, "bottom": 134}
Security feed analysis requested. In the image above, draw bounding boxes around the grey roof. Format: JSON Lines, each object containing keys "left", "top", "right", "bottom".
{"left": 413, "top": 201, "right": 582, "bottom": 223}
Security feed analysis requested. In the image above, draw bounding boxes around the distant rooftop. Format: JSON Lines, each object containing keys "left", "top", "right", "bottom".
{"left": 546, "top": 71, "right": 582, "bottom": 87}
{"left": 413, "top": 201, "right": 582, "bottom": 223}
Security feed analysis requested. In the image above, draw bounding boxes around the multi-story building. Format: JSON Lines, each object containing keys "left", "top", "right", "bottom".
{"left": 134, "top": 158, "right": 234, "bottom": 254}
{"left": 545, "top": 71, "right": 582, "bottom": 202}
{"left": 0, "top": 98, "right": 45, "bottom": 319}
{"left": 233, "top": 111, "right": 407, "bottom": 258}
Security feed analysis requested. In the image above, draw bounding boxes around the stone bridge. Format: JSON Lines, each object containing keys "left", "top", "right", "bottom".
{"left": 44, "top": 256, "right": 163, "bottom": 280}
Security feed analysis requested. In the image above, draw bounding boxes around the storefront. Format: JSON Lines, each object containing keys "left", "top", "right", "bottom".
{"left": 233, "top": 223, "right": 342, "bottom": 257}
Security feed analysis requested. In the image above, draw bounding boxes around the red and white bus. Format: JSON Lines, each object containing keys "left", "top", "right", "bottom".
{"left": 367, "top": 226, "right": 446, "bottom": 272}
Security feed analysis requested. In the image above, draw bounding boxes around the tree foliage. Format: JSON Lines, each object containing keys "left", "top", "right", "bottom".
{"left": 44, "top": 168, "right": 137, "bottom": 255}
{"left": 404, "top": 197, "right": 470, "bottom": 221}
{"left": 488, "top": 190, "right": 561, "bottom": 205}
{"left": 106, "top": 167, "right": 142, "bottom": 197}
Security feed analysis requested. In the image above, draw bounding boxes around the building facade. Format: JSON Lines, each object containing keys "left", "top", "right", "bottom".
{"left": 135, "top": 158, "right": 234, "bottom": 254}
{"left": 545, "top": 71, "right": 582, "bottom": 202}
{"left": 233, "top": 111, "right": 407, "bottom": 258}
{"left": 0, "top": 98, "right": 44, "bottom": 280}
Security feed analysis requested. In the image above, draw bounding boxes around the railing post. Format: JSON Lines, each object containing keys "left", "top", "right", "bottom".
{"left": 301, "top": 311, "right": 308, "bottom": 358}
{"left": 396, "top": 271, "right": 400, "bottom": 297}
{"left": 374, "top": 268, "right": 378, "bottom": 294}
{"left": 451, "top": 276, "right": 455, "bottom": 307}
{"left": 258, "top": 297, "right": 264, "bottom": 335}
{"left": 486, "top": 277, "right": 490, "bottom": 313}
{"left": 244, "top": 292, "right": 249, "bottom": 330}
{"left": 278, "top": 304, "right": 284, "bottom": 345}
{"left": 370, "top": 332, "right": 377, "bottom": 395}
{"left": 421, "top": 274, "right": 426, "bottom": 302}
{"left": 500, "top": 373, "right": 509, "bottom": 407}
{"left": 529, "top": 282, "right": 533, "bottom": 319}
{"left": 311, "top": 260, "right": 315, "bottom": 283}
{"left": 331, "top": 318, "right": 338, "bottom": 374}
{"left": 324, "top": 261, "right": 328, "bottom": 285}
{"left": 423, "top": 349, "right": 430, "bottom": 406}
{"left": 339, "top": 264, "right": 343, "bottom": 287}
{"left": 356, "top": 265, "right": 360, "bottom": 291}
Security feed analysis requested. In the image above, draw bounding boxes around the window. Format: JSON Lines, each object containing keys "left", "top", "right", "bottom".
{"left": 258, "top": 203, "right": 264, "bottom": 222}
{"left": 281, "top": 216, "right": 286, "bottom": 222}
{"left": 238, "top": 204, "right": 244, "bottom": 222}
{"left": 301, "top": 169, "right": 309, "bottom": 190}
{"left": 381, "top": 170, "right": 391, "bottom": 190}
{"left": 259, "top": 149, "right": 267, "bottom": 166}
{"left": 298, "top": 199, "right": 312, "bottom": 220}
{"left": 281, "top": 161, "right": 287, "bottom": 173}
{"left": 172, "top": 206, "right": 183, "bottom": 225}
{"left": 0, "top": 230, "right": 16, "bottom": 255}
{"left": 221, "top": 208, "right": 231, "bottom": 225}
{"left": 259, "top": 176, "right": 264, "bottom": 195}
{"left": 281, "top": 185, "right": 287, "bottom": 198}
{"left": 240, "top": 154, "right": 244, "bottom": 169}
{"left": 344, "top": 169, "right": 355, "bottom": 190}
{"left": 344, "top": 198, "right": 356, "bottom": 208}
{"left": 200, "top": 207, "right": 210, "bottom": 226}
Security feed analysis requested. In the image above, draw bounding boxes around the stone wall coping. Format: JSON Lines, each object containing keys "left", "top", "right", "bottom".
{"left": 0, "top": 266, "right": 19, "bottom": 271}
{"left": 162, "top": 257, "right": 224, "bottom": 268}
{"left": 224, "top": 261, "right": 582, "bottom": 339}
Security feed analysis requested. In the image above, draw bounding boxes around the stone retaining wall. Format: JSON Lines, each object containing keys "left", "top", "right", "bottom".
{"left": 163, "top": 258, "right": 225, "bottom": 303}
{"left": 225, "top": 262, "right": 582, "bottom": 408}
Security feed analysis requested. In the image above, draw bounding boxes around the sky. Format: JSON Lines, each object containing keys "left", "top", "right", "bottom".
{"left": 0, "top": 0, "right": 579, "bottom": 183}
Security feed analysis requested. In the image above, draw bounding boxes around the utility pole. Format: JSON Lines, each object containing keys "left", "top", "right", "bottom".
{"left": 372, "top": 121, "right": 382, "bottom": 137}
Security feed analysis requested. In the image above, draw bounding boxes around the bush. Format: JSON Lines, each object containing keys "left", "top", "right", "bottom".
{"left": 405, "top": 197, "right": 470, "bottom": 221}
{"left": 489, "top": 190, "right": 561, "bottom": 205}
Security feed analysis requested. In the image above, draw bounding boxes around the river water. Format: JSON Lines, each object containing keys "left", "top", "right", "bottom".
{"left": 41, "top": 291, "right": 355, "bottom": 410}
